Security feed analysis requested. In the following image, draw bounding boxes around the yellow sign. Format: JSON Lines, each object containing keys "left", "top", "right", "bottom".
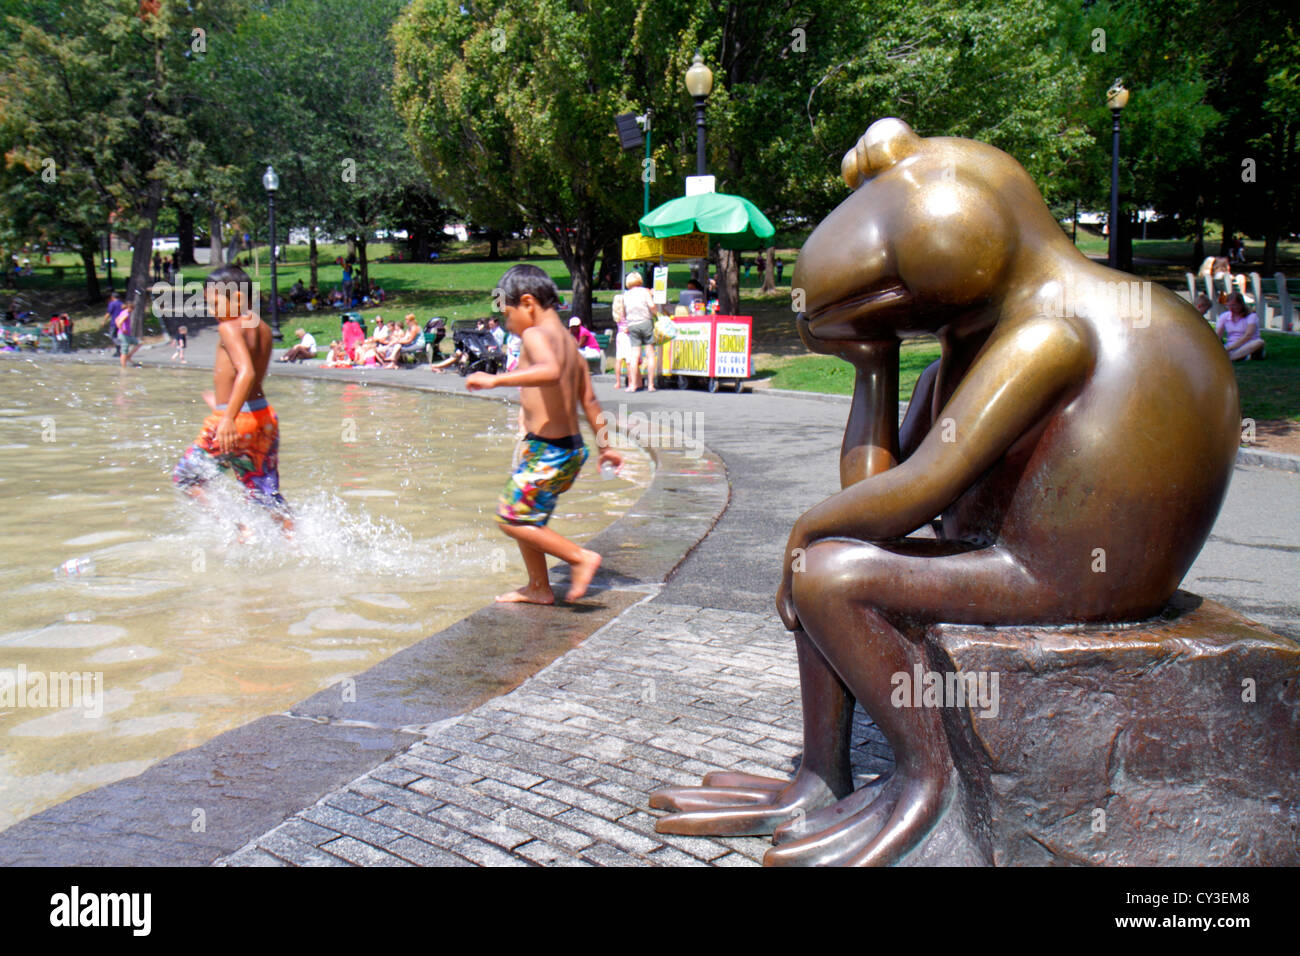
{"left": 664, "top": 321, "right": 710, "bottom": 374}
{"left": 622, "top": 232, "right": 708, "bottom": 262}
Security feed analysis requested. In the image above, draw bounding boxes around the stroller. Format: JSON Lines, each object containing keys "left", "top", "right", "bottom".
{"left": 452, "top": 323, "right": 505, "bottom": 376}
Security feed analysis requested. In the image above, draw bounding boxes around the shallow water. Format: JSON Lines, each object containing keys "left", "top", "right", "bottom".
{"left": 0, "top": 361, "right": 650, "bottom": 828}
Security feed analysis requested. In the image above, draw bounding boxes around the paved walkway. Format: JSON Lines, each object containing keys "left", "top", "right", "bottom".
{"left": 4, "top": 323, "right": 1297, "bottom": 866}
{"left": 218, "top": 599, "right": 890, "bottom": 867}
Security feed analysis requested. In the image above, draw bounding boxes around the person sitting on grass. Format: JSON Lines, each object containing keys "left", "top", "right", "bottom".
{"left": 1194, "top": 292, "right": 1214, "bottom": 321}
{"left": 568, "top": 316, "right": 601, "bottom": 361}
{"left": 354, "top": 338, "right": 380, "bottom": 366}
{"left": 1215, "top": 291, "right": 1265, "bottom": 362}
{"left": 322, "top": 340, "right": 351, "bottom": 367}
{"left": 46, "top": 312, "right": 68, "bottom": 352}
{"left": 277, "top": 327, "right": 318, "bottom": 363}
{"left": 465, "top": 264, "right": 623, "bottom": 605}
{"left": 385, "top": 314, "right": 421, "bottom": 366}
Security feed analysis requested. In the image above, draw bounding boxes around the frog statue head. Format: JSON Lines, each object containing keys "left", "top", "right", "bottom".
{"left": 795, "top": 117, "right": 1073, "bottom": 341}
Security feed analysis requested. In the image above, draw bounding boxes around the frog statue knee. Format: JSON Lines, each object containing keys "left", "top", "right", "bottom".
{"left": 649, "top": 118, "right": 1240, "bottom": 866}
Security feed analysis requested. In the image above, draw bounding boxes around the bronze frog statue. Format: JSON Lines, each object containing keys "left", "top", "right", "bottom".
{"left": 650, "top": 118, "right": 1240, "bottom": 866}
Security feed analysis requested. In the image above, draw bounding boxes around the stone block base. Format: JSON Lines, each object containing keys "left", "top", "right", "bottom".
{"left": 908, "top": 591, "right": 1300, "bottom": 865}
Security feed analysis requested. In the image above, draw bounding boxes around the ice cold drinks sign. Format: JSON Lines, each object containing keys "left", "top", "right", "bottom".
{"left": 663, "top": 316, "right": 752, "bottom": 379}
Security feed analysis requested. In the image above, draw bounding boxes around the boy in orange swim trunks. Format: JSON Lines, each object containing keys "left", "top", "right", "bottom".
{"left": 172, "top": 266, "right": 292, "bottom": 531}
{"left": 466, "top": 264, "right": 622, "bottom": 604}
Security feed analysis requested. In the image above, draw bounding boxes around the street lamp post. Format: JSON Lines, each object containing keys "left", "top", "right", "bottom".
{"left": 1106, "top": 80, "right": 1129, "bottom": 270}
{"left": 684, "top": 51, "right": 714, "bottom": 291}
{"left": 262, "top": 165, "right": 283, "bottom": 340}
{"left": 685, "top": 51, "right": 713, "bottom": 176}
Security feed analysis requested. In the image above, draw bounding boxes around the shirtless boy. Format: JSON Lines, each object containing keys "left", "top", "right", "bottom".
{"left": 172, "top": 265, "right": 291, "bottom": 531}
{"left": 466, "top": 264, "right": 622, "bottom": 604}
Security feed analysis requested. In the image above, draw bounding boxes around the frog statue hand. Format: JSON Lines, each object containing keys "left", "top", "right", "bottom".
{"left": 649, "top": 118, "right": 1240, "bottom": 866}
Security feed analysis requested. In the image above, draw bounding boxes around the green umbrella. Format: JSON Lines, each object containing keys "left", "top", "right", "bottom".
{"left": 639, "top": 192, "right": 775, "bottom": 250}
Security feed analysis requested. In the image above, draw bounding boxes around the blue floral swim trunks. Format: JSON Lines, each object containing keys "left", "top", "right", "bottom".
{"left": 497, "top": 432, "right": 588, "bottom": 526}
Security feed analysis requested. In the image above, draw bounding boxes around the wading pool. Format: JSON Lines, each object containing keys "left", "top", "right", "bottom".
{"left": 0, "top": 361, "right": 650, "bottom": 828}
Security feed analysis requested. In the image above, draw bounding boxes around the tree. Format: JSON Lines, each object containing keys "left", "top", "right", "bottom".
{"left": 217, "top": 0, "right": 430, "bottom": 295}
{"left": 396, "top": 0, "right": 1111, "bottom": 318}
{"left": 0, "top": 9, "right": 114, "bottom": 301}
{"left": 389, "top": 183, "right": 456, "bottom": 263}
{"left": 395, "top": 0, "right": 702, "bottom": 319}
{"left": 1253, "top": 24, "right": 1298, "bottom": 274}
{"left": 1053, "top": 0, "right": 1296, "bottom": 269}
{"left": 2, "top": 1, "right": 248, "bottom": 329}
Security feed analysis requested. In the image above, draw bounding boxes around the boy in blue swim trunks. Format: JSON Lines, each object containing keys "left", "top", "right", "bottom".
{"left": 466, "top": 264, "right": 622, "bottom": 604}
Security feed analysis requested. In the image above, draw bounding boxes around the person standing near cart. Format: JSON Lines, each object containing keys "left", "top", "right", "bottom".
{"left": 622, "top": 272, "right": 658, "bottom": 392}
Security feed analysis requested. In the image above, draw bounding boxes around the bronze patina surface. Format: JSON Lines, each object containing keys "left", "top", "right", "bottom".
{"left": 650, "top": 118, "right": 1242, "bottom": 865}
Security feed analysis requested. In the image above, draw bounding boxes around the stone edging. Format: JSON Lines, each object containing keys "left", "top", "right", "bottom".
{"left": 1235, "top": 447, "right": 1300, "bottom": 473}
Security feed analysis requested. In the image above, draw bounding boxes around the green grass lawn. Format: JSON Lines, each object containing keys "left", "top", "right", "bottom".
{"left": 760, "top": 341, "right": 941, "bottom": 401}
{"left": 762, "top": 328, "right": 1299, "bottom": 428}
{"left": 1237, "top": 331, "right": 1300, "bottom": 423}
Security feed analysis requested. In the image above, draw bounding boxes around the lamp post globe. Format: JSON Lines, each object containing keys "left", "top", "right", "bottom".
{"left": 262, "top": 165, "right": 283, "bottom": 340}
{"left": 684, "top": 52, "right": 714, "bottom": 291}
{"left": 684, "top": 51, "right": 713, "bottom": 177}
{"left": 1106, "top": 81, "right": 1129, "bottom": 270}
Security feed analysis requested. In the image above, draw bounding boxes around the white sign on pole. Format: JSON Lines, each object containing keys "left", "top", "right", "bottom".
{"left": 652, "top": 266, "right": 669, "bottom": 304}
{"left": 685, "top": 175, "right": 716, "bottom": 196}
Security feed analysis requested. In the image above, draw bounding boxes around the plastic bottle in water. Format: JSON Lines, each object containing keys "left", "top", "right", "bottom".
{"left": 601, "top": 462, "right": 617, "bottom": 479}
{"left": 55, "top": 557, "right": 94, "bottom": 577}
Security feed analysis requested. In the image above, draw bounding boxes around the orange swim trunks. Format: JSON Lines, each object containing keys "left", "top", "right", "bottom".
{"left": 172, "top": 397, "right": 286, "bottom": 510}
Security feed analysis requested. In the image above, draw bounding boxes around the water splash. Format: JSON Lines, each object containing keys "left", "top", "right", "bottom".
{"left": 163, "top": 480, "right": 494, "bottom": 581}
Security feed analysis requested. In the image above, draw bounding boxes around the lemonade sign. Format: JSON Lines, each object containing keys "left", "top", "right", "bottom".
{"left": 665, "top": 320, "right": 710, "bottom": 373}
{"left": 662, "top": 315, "right": 753, "bottom": 381}
{"left": 713, "top": 321, "right": 751, "bottom": 378}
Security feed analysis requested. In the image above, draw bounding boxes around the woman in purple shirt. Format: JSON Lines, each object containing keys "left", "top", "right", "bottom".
{"left": 1214, "top": 292, "right": 1264, "bottom": 361}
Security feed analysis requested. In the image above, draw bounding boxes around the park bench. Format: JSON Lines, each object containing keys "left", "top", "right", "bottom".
{"left": 1185, "top": 270, "right": 1296, "bottom": 330}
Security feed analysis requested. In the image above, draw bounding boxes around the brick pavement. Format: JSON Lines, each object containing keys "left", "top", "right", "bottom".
{"left": 217, "top": 596, "right": 892, "bottom": 867}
